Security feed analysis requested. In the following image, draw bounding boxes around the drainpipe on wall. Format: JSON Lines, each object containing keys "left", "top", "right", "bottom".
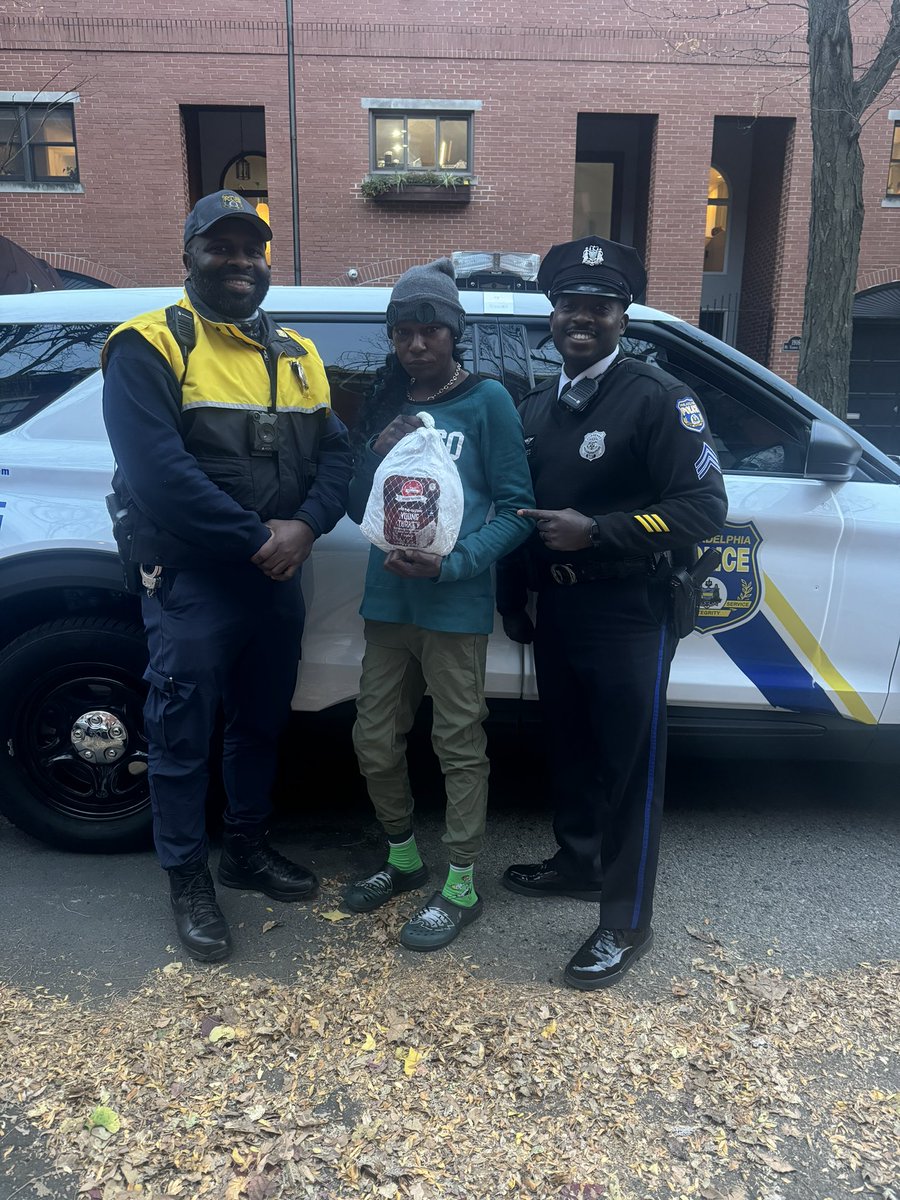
{"left": 285, "top": 0, "right": 301, "bottom": 284}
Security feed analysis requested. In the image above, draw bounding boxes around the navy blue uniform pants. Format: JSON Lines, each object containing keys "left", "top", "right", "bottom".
{"left": 533, "top": 574, "right": 674, "bottom": 930}
{"left": 141, "top": 565, "right": 305, "bottom": 870}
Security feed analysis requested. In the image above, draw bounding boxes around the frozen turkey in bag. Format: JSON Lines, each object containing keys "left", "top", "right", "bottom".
{"left": 360, "top": 410, "right": 464, "bottom": 557}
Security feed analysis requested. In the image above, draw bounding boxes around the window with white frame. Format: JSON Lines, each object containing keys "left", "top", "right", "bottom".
{"left": 0, "top": 101, "right": 79, "bottom": 184}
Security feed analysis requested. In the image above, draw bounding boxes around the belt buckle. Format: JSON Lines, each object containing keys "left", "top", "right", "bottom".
{"left": 550, "top": 563, "right": 578, "bottom": 586}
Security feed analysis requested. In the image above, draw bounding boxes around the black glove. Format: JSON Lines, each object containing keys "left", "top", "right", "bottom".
{"left": 502, "top": 610, "right": 535, "bottom": 645}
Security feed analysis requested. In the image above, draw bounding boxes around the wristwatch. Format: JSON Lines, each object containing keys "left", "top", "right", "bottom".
{"left": 589, "top": 518, "right": 602, "bottom": 548}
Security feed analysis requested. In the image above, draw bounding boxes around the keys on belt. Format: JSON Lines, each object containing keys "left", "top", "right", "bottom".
{"left": 550, "top": 563, "right": 579, "bottom": 585}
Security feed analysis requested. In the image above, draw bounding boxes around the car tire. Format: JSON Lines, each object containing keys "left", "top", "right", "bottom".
{"left": 0, "top": 616, "right": 153, "bottom": 853}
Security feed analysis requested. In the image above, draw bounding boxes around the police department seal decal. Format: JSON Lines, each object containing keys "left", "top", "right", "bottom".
{"left": 676, "top": 397, "right": 705, "bottom": 431}
{"left": 579, "top": 431, "right": 606, "bottom": 461}
{"left": 221, "top": 192, "right": 244, "bottom": 210}
{"left": 582, "top": 245, "right": 604, "bottom": 266}
{"left": 694, "top": 520, "right": 763, "bottom": 635}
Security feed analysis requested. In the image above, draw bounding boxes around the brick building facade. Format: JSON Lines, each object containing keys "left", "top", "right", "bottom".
{"left": 2, "top": 0, "right": 899, "bottom": 392}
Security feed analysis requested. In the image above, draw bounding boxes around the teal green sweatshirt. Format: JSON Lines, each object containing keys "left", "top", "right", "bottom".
{"left": 347, "top": 376, "right": 535, "bottom": 634}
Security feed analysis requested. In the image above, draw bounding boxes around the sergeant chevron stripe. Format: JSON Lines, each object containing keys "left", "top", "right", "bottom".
{"left": 635, "top": 513, "right": 670, "bottom": 533}
{"left": 694, "top": 442, "right": 721, "bottom": 479}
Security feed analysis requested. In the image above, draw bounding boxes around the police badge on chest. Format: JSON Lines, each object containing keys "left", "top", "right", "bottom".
{"left": 579, "top": 431, "right": 606, "bottom": 461}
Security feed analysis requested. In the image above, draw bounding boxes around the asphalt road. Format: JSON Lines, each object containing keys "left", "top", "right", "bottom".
{"left": 0, "top": 718, "right": 898, "bottom": 1198}
{"left": 0, "top": 721, "right": 897, "bottom": 999}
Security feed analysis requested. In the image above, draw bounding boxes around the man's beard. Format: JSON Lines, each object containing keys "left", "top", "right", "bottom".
{"left": 188, "top": 262, "right": 270, "bottom": 320}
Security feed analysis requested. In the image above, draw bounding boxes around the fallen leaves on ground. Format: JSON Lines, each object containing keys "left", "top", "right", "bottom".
{"left": 0, "top": 917, "right": 896, "bottom": 1200}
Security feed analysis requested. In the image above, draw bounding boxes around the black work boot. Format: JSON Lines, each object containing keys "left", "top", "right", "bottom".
{"left": 217, "top": 831, "right": 318, "bottom": 902}
{"left": 168, "top": 861, "right": 232, "bottom": 963}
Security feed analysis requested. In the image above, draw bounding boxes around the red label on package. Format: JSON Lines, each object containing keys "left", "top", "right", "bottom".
{"left": 383, "top": 474, "right": 441, "bottom": 548}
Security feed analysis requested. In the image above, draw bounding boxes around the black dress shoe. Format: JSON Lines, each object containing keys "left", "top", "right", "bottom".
{"left": 564, "top": 926, "right": 653, "bottom": 990}
{"left": 218, "top": 833, "right": 318, "bottom": 902}
{"left": 343, "top": 861, "right": 430, "bottom": 913}
{"left": 169, "top": 862, "right": 232, "bottom": 963}
{"left": 502, "top": 860, "right": 603, "bottom": 902}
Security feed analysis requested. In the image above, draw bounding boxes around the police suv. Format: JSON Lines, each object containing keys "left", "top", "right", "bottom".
{"left": 1, "top": 272, "right": 899, "bottom": 853}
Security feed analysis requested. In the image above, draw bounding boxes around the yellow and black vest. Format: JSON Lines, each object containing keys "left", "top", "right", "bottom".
{"left": 104, "top": 293, "right": 331, "bottom": 527}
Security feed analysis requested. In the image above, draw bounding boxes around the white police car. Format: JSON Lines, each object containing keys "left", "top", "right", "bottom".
{"left": 1, "top": 279, "right": 899, "bottom": 852}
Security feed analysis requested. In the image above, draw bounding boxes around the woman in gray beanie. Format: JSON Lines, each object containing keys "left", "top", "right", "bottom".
{"left": 343, "top": 258, "right": 535, "bottom": 951}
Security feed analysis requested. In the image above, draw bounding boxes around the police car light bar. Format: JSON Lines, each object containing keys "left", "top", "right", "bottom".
{"left": 451, "top": 252, "right": 540, "bottom": 280}
{"left": 451, "top": 252, "right": 541, "bottom": 292}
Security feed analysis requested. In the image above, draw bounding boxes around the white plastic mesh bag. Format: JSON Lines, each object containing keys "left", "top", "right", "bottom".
{"left": 360, "top": 411, "right": 464, "bottom": 557}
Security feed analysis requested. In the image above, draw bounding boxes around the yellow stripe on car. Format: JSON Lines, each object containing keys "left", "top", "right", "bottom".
{"left": 763, "top": 573, "right": 877, "bottom": 725}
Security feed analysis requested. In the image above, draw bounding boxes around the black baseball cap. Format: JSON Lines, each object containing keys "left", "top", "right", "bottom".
{"left": 537, "top": 236, "right": 647, "bottom": 307}
{"left": 183, "top": 190, "right": 272, "bottom": 247}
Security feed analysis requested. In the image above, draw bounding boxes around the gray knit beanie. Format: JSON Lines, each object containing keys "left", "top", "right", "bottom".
{"left": 386, "top": 257, "right": 466, "bottom": 341}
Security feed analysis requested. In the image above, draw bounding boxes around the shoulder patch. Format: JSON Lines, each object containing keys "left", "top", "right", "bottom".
{"left": 676, "top": 397, "right": 706, "bottom": 432}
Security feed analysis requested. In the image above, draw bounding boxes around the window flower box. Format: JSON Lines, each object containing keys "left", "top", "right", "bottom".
{"left": 360, "top": 172, "right": 474, "bottom": 204}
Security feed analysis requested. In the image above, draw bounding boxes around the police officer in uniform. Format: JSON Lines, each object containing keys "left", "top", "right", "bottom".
{"left": 102, "top": 191, "right": 353, "bottom": 962}
{"left": 497, "top": 236, "right": 728, "bottom": 988}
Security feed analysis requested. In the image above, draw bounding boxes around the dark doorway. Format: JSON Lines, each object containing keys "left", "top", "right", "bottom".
{"left": 698, "top": 117, "right": 793, "bottom": 356}
{"left": 574, "top": 115, "right": 655, "bottom": 258}
{"left": 734, "top": 117, "right": 793, "bottom": 363}
{"left": 181, "top": 105, "right": 267, "bottom": 211}
{"left": 849, "top": 284, "right": 900, "bottom": 455}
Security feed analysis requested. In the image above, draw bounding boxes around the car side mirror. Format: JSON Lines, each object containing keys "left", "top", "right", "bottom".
{"left": 803, "top": 418, "right": 862, "bottom": 482}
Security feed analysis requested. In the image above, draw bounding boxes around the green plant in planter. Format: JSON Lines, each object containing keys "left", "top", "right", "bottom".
{"left": 360, "top": 171, "right": 472, "bottom": 197}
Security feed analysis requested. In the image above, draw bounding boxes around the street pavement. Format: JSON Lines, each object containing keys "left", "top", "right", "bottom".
{"left": 0, "top": 715, "right": 898, "bottom": 1198}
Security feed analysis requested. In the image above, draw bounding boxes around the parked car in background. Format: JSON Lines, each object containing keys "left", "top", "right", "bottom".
{"left": 1, "top": 277, "right": 899, "bottom": 852}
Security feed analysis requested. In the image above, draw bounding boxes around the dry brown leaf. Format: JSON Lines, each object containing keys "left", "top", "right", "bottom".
{"left": 752, "top": 1149, "right": 796, "bottom": 1173}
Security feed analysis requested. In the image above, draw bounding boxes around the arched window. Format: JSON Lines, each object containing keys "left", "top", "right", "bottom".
{"left": 704, "top": 167, "right": 729, "bottom": 273}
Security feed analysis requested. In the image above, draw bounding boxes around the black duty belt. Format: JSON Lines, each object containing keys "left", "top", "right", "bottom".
{"left": 541, "top": 558, "right": 654, "bottom": 587}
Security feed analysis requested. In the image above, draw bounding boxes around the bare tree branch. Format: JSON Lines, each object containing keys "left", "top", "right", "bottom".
{"left": 852, "top": 0, "right": 900, "bottom": 113}
{"left": 1, "top": 68, "right": 93, "bottom": 177}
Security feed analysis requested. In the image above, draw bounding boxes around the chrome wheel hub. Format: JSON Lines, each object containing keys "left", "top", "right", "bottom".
{"left": 70, "top": 710, "right": 128, "bottom": 763}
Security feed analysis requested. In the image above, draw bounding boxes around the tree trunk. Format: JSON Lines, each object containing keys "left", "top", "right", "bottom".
{"left": 797, "top": 0, "right": 863, "bottom": 420}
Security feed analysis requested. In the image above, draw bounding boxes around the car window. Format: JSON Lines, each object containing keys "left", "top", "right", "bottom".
{"left": 277, "top": 319, "right": 390, "bottom": 430}
{"left": 0, "top": 323, "right": 112, "bottom": 434}
{"left": 281, "top": 318, "right": 479, "bottom": 430}
{"left": 654, "top": 347, "right": 808, "bottom": 474}
{"left": 525, "top": 323, "right": 808, "bottom": 475}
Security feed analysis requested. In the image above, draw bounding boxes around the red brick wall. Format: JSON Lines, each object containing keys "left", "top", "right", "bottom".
{"left": 2, "top": 4, "right": 898, "bottom": 391}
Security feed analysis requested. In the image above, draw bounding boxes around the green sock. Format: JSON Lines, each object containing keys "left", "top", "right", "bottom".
{"left": 387, "top": 834, "right": 423, "bottom": 874}
{"left": 442, "top": 863, "right": 477, "bottom": 908}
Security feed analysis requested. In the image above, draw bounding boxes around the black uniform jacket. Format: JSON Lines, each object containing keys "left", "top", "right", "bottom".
{"left": 496, "top": 354, "right": 729, "bottom": 613}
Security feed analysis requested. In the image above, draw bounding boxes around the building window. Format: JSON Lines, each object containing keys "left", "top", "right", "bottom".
{"left": 370, "top": 111, "right": 472, "bottom": 173}
{"left": 704, "top": 167, "right": 729, "bottom": 273}
{"left": 888, "top": 123, "right": 900, "bottom": 196}
{"left": 0, "top": 103, "right": 79, "bottom": 184}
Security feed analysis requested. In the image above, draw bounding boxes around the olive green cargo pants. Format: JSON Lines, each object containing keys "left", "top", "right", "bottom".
{"left": 352, "top": 619, "right": 490, "bottom": 865}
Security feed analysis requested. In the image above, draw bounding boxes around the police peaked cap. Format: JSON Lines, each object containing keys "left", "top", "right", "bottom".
{"left": 538, "top": 236, "right": 647, "bottom": 307}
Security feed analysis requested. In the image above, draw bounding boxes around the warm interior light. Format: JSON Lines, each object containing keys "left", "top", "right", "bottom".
{"left": 255, "top": 200, "right": 271, "bottom": 266}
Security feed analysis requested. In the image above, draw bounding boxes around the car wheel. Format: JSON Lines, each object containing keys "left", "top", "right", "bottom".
{"left": 0, "top": 617, "right": 152, "bottom": 853}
